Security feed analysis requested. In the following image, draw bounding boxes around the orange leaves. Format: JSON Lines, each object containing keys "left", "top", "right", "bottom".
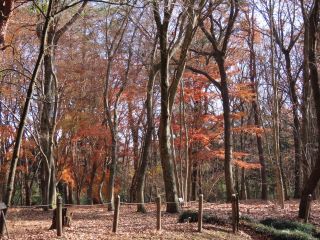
{"left": 0, "top": 124, "right": 15, "bottom": 140}
{"left": 230, "top": 82, "right": 256, "bottom": 102}
{"left": 233, "top": 125, "right": 265, "bottom": 136}
{"left": 190, "top": 132, "right": 210, "bottom": 145}
{"left": 61, "top": 168, "right": 75, "bottom": 187}
{"left": 234, "top": 160, "right": 261, "bottom": 169}
{"left": 193, "top": 147, "right": 260, "bottom": 170}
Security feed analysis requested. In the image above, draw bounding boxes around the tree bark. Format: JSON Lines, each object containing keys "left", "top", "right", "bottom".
{"left": 132, "top": 51, "right": 157, "bottom": 212}
{"left": 269, "top": 1, "right": 285, "bottom": 208}
{"left": 216, "top": 58, "right": 235, "bottom": 202}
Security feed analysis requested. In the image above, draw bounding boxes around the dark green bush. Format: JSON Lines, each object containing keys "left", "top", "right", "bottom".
{"left": 178, "top": 210, "right": 198, "bottom": 223}
{"left": 203, "top": 213, "right": 228, "bottom": 225}
{"left": 252, "top": 223, "right": 317, "bottom": 240}
{"left": 178, "top": 211, "right": 227, "bottom": 225}
{"left": 239, "top": 214, "right": 254, "bottom": 223}
{"left": 260, "top": 218, "right": 316, "bottom": 235}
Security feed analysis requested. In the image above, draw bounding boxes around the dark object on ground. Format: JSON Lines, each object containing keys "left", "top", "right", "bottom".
{"left": 178, "top": 210, "right": 227, "bottom": 225}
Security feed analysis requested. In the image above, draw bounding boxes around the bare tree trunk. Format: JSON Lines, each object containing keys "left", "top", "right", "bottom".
{"left": 240, "top": 168, "right": 247, "bottom": 200}
{"left": 269, "top": 0, "right": 285, "bottom": 208}
{"left": 133, "top": 51, "right": 157, "bottom": 212}
{"left": 181, "top": 80, "right": 190, "bottom": 202}
{"left": 171, "top": 125, "right": 181, "bottom": 198}
{"left": 300, "top": 0, "right": 311, "bottom": 188}
{"left": 217, "top": 58, "right": 235, "bottom": 202}
{"left": 247, "top": 6, "right": 268, "bottom": 200}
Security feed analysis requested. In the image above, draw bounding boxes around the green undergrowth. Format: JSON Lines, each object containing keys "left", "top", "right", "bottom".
{"left": 178, "top": 211, "right": 320, "bottom": 240}
{"left": 248, "top": 218, "right": 320, "bottom": 240}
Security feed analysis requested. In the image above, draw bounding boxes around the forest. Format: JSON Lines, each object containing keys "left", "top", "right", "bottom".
{"left": 0, "top": 0, "right": 320, "bottom": 239}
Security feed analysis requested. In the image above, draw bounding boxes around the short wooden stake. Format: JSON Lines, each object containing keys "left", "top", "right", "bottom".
{"left": 198, "top": 194, "right": 203, "bottom": 232}
{"left": 112, "top": 195, "right": 120, "bottom": 233}
{"left": 235, "top": 194, "right": 239, "bottom": 231}
{"left": 304, "top": 194, "right": 312, "bottom": 223}
{"left": 56, "top": 196, "right": 63, "bottom": 237}
{"left": 231, "top": 194, "right": 238, "bottom": 233}
{"left": 156, "top": 196, "right": 161, "bottom": 231}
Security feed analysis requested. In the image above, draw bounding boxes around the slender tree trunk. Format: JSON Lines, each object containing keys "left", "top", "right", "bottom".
{"left": 283, "top": 51, "right": 302, "bottom": 198}
{"left": 134, "top": 61, "right": 157, "bottom": 213}
{"left": 87, "top": 161, "right": 97, "bottom": 204}
{"left": 270, "top": 2, "right": 285, "bottom": 208}
{"left": 171, "top": 125, "right": 181, "bottom": 198}
{"left": 181, "top": 80, "right": 190, "bottom": 202}
{"left": 240, "top": 168, "right": 247, "bottom": 200}
{"left": 300, "top": 2, "right": 311, "bottom": 187}
{"left": 247, "top": 10, "right": 268, "bottom": 199}
{"left": 106, "top": 135, "right": 117, "bottom": 210}
{"left": 216, "top": 58, "right": 235, "bottom": 202}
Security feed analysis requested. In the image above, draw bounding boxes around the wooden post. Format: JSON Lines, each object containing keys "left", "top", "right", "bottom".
{"left": 57, "top": 196, "right": 63, "bottom": 237}
{"left": 231, "top": 194, "right": 237, "bottom": 233}
{"left": 156, "top": 196, "right": 161, "bottom": 231}
{"left": 198, "top": 194, "right": 203, "bottom": 232}
{"left": 112, "top": 195, "right": 120, "bottom": 233}
{"left": 304, "top": 194, "right": 312, "bottom": 223}
{"left": 235, "top": 194, "right": 239, "bottom": 231}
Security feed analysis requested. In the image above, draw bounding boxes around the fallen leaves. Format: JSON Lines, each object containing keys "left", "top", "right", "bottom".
{"left": 3, "top": 200, "right": 319, "bottom": 239}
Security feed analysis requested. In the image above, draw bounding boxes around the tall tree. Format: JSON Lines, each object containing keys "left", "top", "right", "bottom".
{"left": 271, "top": 0, "right": 302, "bottom": 198}
{"left": 191, "top": 0, "right": 240, "bottom": 201}
{"left": 244, "top": 3, "right": 268, "bottom": 200}
{"left": 152, "top": 0, "right": 205, "bottom": 212}
{"left": 269, "top": 0, "right": 285, "bottom": 208}
{"left": 299, "top": 0, "right": 320, "bottom": 218}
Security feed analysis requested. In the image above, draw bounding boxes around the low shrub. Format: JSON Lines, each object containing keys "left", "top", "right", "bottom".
{"left": 178, "top": 210, "right": 198, "bottom": 223}
{"left": 260, "top": 218, "right": 316, "bottom": 235}
{"left": 178, "top": 211, "right": 227, "bottom": 225}
{"left": 252, "top": 223, "right": 317, "bottom": 240}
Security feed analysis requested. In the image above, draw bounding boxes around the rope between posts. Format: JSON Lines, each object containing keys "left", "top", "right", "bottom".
{"left": 9, "top": 204, "right": 52, "bottom": 209}
{"left": 64, "top": 202, "right": 112, "bottom": 207}
{"left": 9, "top": 200, "right": 200, "bottom": 209}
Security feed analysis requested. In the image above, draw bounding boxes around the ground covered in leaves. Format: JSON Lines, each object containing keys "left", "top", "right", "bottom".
{"left": 2, "top": 200, "right": 319, "bottom": 239}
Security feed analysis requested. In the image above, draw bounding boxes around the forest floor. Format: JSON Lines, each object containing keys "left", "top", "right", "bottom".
{"left": 2, "top": 199, "right": 319, "bottom": 240}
